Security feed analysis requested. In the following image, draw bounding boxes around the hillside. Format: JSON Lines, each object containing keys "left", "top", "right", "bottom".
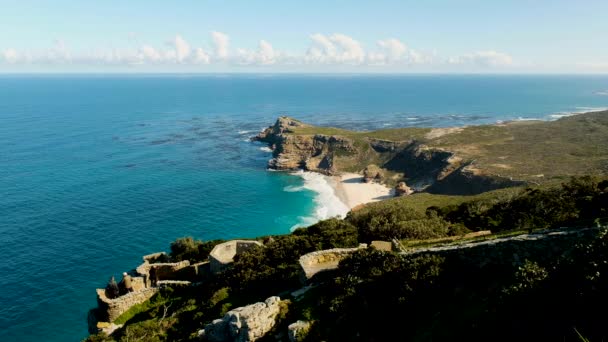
{"left": 254, "top": 111, "right": 608, "bottom": 194}
{"left": 85, "top": 176, "right": 608, "bottom": 342}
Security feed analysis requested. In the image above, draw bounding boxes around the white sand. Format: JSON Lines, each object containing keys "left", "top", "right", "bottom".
{"left": 331, "top": 173, "right": 393, "bottom": 209}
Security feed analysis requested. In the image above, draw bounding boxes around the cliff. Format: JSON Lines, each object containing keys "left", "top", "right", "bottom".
{"left": 254, "top": 111, "right": 608, "bottom": 194}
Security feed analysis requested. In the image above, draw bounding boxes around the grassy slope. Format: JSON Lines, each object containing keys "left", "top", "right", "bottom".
{"left": 289, "top": 111, "right": 608, "bottom": 183}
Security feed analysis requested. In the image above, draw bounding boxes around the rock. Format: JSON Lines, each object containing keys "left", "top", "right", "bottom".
{"left": 96, "top": 322, "right": 123, "bottom": 336}
{"left": 288, "top": 321, "right": 311, "bottom": 342}
{"left": 395, "top": 181, "right": 414, "bottom": 197}
{"left": 204, "top": 296, "right": 282, "bottom": 342}
{"left": 253, "top": 117, "right": 306, "bottom": 145}
{"left": 363, "top": 164, "right": 383, "bottom": 183}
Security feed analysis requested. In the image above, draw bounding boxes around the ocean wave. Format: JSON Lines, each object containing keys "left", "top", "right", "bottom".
{"left": 288, "top": 170, "right": 349, "bottom": 230}
{"left": 238, "top": 130, "right": 254, "bottom": 135}
{"left": 595, "top": 91, "right": 608, "bottom": 96}
{"left": 548, "top": 107, "right": 608, "bottom": 119}
{"left": 259, "top": 146, "right": 273, "bottom": 153}
{"left": 283, "top": 185, "right": 305, "bottom": 192}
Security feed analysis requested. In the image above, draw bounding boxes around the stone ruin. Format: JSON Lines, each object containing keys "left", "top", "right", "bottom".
{"left": 209, "top": 240, "right": 264, "bottom": 274}
{"left": 298, "top": 244, "right": 367, "bottom": 282}
{"left": 90, "top": 251, "right": 209, "bottom": 333}
{"left": 91, "top": 240, "right": 264, "bottom": 335}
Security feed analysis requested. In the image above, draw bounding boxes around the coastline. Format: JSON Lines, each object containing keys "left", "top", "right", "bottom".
{"left": 330, "top": 172, "right": 394, "bottom": 210}
{"left": 288, "top": 171, "right": 393, "bottom": 230}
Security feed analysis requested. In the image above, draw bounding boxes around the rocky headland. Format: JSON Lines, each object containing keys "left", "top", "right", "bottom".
{"left": 254, "top": 111, "right": 608, "bottom": 195}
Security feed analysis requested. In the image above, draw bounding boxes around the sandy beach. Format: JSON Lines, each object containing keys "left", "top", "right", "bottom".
{"left": 331, "top": 172, "right": 394, "bottom": 209}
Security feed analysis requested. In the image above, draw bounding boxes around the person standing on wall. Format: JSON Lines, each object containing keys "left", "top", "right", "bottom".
{"left": 121, "top": 272, "right": 133, "bottom": 293}
{"left": 149, "top": 266, "right": 158, "bottom": 287}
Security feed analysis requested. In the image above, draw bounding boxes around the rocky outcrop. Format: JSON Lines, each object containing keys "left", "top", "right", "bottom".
{"left": 256, "top": 117, "right": 525, "bottom": 195}
{"left": 254, "top": 117, "right": 307, "bottom": 146}
{"left": 395, "top": 181, "right": 414, "bottom": 197}
{"left": 254, "top": 117, "right": 356, "bottom": 174}
{"left": 363, "top": 164, "right": 383, "bottom": 183}
{"left": 202, "top": 296, "right": 283, "bottom": 342}
{"left": 288, "top": 321, "right": 311, "bottom": 342}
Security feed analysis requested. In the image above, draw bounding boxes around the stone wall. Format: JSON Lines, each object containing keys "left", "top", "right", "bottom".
{"left": 409, "top": 227, "right": 601, "bottom": 268}
{"left": 209, "top": 240, "right": 263, "bottom": 274}
{"left": 135, "top": 256, "right": 191, "bottom": 286}
{"left": 96, "top": 287, "right": 159, "bottom": 322}
{"left": 299, "top": 245, "right": 367, "bottom": 281}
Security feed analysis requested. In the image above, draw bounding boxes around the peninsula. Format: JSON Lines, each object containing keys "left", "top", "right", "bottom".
{"left": 85, "top": 111, "right": 608, "bottom": 342}
{"left": 254, "top": 111, "right": 608, "bottom": 194}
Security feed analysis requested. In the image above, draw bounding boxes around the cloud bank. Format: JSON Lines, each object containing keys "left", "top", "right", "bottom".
{"left": 1, "top": 32, "right": 518, "bottom": 71}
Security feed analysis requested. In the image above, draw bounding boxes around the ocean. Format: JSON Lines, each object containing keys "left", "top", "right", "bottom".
{"left": 1, "top": 74, "right": 608, "bottom": 341}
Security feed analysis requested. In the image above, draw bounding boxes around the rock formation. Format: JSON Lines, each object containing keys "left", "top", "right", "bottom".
{"left": 202, "top": 296, "right": 283, "bottom": 342}
{"left": 255, "top": 117, "right": 527, "bottom": 195}
{"left": 395, "top": 181, "right": 414, "bottom": 197}
{"left": 288, "top": 320, "right": 311, "bottom": 342}
{"left": 363, "top": 164, "right": 383, "bottom": 183}
{"left": 254, "top": 116, "right": 307, "bottom": 146}
{"left": 254, "top": 117, "right": 355, "bottom": 174}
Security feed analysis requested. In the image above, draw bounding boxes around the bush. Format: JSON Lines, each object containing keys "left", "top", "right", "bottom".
{"left": 169, "top": 237, "right": 224, "bottom": 262}
{"left": 347, "top": 202, "right": 450, "bottom": 241}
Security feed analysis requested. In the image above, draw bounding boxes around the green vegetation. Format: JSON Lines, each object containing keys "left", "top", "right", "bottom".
{"left": 305, "top": 228, "right": 608, "bottom": 341}
{"left": 86, "top": 177, "right": 608, "bottom": 342}
{"left": 170, "top": 237, "right": 225, "bottom": 263}
{"left": 290, "top": 111, "right": 608, "bottom": 185}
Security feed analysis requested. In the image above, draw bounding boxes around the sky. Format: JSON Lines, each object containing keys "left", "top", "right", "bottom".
{"left": 1, "top": 0, "right": 607, "bottom": 73}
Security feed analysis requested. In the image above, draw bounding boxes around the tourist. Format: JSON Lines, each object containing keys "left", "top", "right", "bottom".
{"left": 149, "top": 266, "right": 158, "bottom": 287}
{"left": 105, "top": 276, "right": 120, "bottom": 299}
{"left": 121, "top": 272, "right": 133, "bottom": 293}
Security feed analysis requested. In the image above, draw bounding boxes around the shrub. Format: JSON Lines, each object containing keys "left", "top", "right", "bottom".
{"left": 169, "top": 237, "right": 224, "bottom": 262}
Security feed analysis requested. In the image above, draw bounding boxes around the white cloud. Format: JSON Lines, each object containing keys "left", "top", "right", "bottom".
{"left": 305, "top": 33, "right": 365, "bottom": 64}
{"left": 212, "top": 31, "right": 230, "bottom": 59}
{"left": 0, "top": 34, "right": 524, "bottom": 72}
{"left": 377, "top": 38, "right": 407, "bottom": 61}
{"left": 367, "top": 38, "right": 432, "bottom": 66}
{"left": 139, "top": 45, "right": 162, "bottom": 63}
{"left": 2, "top": 48, "right": 19, "bottom": 63}
{"left": 236, "top": 40, "right": 277, "bottom": 65}
{"left": 172, "top": 35, "right": 191, "bottom": 63}
{"left": 193, "top": 47, "right": 211, "bottom": 64}
{"left": 448, "top": 50, "right": 513, "bottom": 67}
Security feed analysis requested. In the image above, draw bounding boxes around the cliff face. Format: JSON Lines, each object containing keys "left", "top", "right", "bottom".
{"left": 254, "top": 117, "right": 356, "bottom": 174}
{"left": 254, "top": 117, "right": 526, "bottom": 194}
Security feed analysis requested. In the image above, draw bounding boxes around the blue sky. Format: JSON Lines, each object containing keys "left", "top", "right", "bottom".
{"left": 1, "top": 0, "right": 607, "bottom": 73}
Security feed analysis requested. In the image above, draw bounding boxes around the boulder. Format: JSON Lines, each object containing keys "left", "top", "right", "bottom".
{"left": 395, "top": 181, "right": 414, "bottom": 197}
{"left": 363, "top": 164, "right": 383, "bottom": 183}
{"left": 288, "top": 320, "right": 311, "bottom": 342}
{"left": 204, "top": 296, "right": 282, "bottom": 342}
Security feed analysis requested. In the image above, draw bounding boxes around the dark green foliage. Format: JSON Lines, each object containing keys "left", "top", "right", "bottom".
{"left": 304, "top": 229, "right": 608, "bottom": 341}
{"left": 90, "top": 176, "right": 608, "bottom": 341}
{"left": 292, "top": 218, "right": 359, "bottom": 248}
{"left": 169, "top": 237, "right": 224, "bottom": 262}
{"left": 443, "top": 176, "right": 608, "bottom": 232}
{"left": 347, "top": 201, "right": 450, "bottom": 241}
{"left": 313, "top": 250, "right": 445, "bottom": 341}
{"left": 225, "top": 220, "right": 359, "bottom": 299}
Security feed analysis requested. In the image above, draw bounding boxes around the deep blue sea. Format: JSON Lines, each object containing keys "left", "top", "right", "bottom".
{"left": 1, "top": 74, "right": 608, "bottom": 341}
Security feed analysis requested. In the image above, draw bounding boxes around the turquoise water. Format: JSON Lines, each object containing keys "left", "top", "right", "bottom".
{"left": 1, "top": 74, "right": 608, "bottom": 341}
